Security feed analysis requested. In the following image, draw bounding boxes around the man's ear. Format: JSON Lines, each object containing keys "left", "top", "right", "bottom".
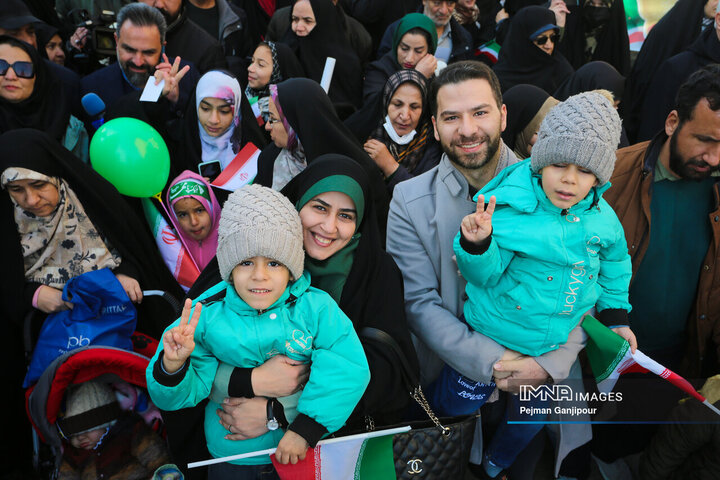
{"left": 665, "top": 110, "right": 680, "bottom": 137}
{"left": 500, "top": 103, "right": 507, "bottom": 133}
{"left": 432, "top": 115, "right": 440, "bottom": 141}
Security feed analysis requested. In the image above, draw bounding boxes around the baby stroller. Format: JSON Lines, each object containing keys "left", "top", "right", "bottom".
{"left": 24, "top": 290, "right": 181, "bottom": 479}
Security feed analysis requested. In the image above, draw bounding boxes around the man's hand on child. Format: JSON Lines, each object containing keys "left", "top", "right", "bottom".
{"left": 252, "top": 354, "right": 310, "bottom": 397}
{"left": 275, "top": 430, "right": 309, "bottom": 464}
{"left": 461, "top": 194, "right": 496, "bottom": 244}
{"left": 494, "top": 356, "right": 549, "bottom": 393}
{"left": 493, "top": 349, "right": 526, "bottom": 380}
{"left": 611, "top": 326, "right": 638, "bottom": 354}
{"left": 162, "top": 299, "right": 202, "bottom": 373}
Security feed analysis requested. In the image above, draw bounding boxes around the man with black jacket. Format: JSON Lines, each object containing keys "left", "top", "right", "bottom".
{"left": 185, "top": 0, "right": 253, "bottom": 61}
{"left": 139, "top": 0, "right": 228, "bottom": 73}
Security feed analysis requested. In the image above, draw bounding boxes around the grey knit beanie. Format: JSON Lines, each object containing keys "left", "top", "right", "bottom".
{"left": 531, "top": 91, "right": 621, "bottom": 186}
{"left": 217, "top": 184, "right": 304, "bottom": 282}
{"left": 60, "top": 381, "right": 121, "bottom": 437}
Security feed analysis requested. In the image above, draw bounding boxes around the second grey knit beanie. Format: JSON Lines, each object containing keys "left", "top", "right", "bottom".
{"left": 531, "top": 91, "right": 621, "bottom": 186}
{"left": 217, "top": 184, "right": 304, "bottom": 282}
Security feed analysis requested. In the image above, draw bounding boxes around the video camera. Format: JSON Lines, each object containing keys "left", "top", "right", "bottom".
{"left": 68, "top": 8, "right": 117, "bottom": 57}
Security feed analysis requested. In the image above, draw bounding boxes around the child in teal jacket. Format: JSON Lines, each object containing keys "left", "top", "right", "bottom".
{"left": 146, "top": 185, "right": 370, "bottom": 479}
{"left": 429, "top": 92, "right": 637, "bottom": 479}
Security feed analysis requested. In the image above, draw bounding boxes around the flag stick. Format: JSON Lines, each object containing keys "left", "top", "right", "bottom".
{"left": 702, "top": 400, "right": 720, "bottom": 417}
{"left": 188, "top": 425, "right": 411, "bottom": 468}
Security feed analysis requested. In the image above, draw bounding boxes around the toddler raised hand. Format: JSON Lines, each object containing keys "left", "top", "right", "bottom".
{"left": 162, "top": 299, "right": 202, "bottom": 373}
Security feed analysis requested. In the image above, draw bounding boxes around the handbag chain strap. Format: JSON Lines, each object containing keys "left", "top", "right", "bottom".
{"left": 360, "top": 327, "right": 451, "bottom": 436}
{"left": 411, "top": 385, "right": 451, "bottom": 436}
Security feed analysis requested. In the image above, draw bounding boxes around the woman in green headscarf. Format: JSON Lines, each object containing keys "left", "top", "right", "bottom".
{"left": 362, "top": 13, "right": 438, "bottom": 106}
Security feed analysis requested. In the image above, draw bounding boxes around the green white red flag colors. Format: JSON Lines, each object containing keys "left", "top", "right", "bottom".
{"left": 582, "top": 315, "right": 720, "bottom": 417}
{"left": 188, "top": 426, "right": 409, "bottom": 479}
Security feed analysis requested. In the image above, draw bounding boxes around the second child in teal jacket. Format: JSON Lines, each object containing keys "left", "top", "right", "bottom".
{"left": 454, "top": 159, "right": 633, "bottom": 356}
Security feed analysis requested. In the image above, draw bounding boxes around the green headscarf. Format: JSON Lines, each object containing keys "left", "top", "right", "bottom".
{"left": 392, "top": 13, "right": 439, "bottom": 56}
{"left": 295, "top": 174, "right": 365, "bottom": 303}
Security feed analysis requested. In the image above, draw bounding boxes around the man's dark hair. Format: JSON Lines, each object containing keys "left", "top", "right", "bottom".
{"left": 116, "top": 3, "right": 167, "bottom": 43}
{"left": 428, "top": 60, "right": 503, "bottom": 117}
{"left": 674, "top": 64, "right": 720, "bottom": 125}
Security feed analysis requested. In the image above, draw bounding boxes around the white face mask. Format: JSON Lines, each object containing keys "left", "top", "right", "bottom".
{"left": 383, "top": 115, "right": 417, "bottom": 145}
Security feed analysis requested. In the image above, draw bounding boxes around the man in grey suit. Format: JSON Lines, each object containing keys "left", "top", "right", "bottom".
{"left": 386, "top": 60, "right": 588, "bottom": 478}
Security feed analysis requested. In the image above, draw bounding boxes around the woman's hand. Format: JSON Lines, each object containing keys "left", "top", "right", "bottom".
{"left": 217, "top": 397, "right": 269, "bottom": 440}
{"left": 414, "top": 54, "right": 438, "bottom": 79}
{"left": 116, "top": 274, "right": 143, "bottom": 303}
{"left": 275, "top": 430, "right": 309, "bottom": 465}
{"left": 461, "top": 194, "right": 496, "bottom": 244}
{"left": 155, "top": 54, "right": 191, "bottom": 104}
{"left": 549, "top": 0, "right": 570, "bottom": 27}
{"left": 161, "top": 299, "right": 201, "bottom": 373}
{"left": 611, "top": 326, "right": 638, "bottom": 354}
{"left": 36, "top": 285, "right": 72, "bottom": 313}
{"left": 364, "top": 139, "right": 398, "bottom": 178}
{"left": 495, "top": 8, "right": 509, "bottom": 23}
{"left": 252, "top": 354, "right": 310, "bottom": 397}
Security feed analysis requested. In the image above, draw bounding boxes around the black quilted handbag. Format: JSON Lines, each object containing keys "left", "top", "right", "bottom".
{"left": 361, "top": 328, "right": 478, "bottom": 479}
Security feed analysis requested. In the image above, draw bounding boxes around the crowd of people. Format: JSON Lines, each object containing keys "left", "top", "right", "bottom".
{"left": 2, "top": 0, "right": 720, "bottom": 479}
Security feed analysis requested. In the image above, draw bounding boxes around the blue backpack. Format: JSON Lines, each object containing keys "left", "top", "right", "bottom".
{"left": 24, "top": 268, "right": 137, "bottom": 387}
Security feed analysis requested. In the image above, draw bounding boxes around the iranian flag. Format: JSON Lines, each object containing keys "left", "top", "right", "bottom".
{"left": 188, "top": 426, "right": 407, "bottom": 479}
{"left": 475, "top": 40, "right": 500, "bottom": 65}
{"left": 141, "top": 197, "right": 200, "bottom": 291}
{"left": 582, "top": 315, "right": 720, "bottom": 416}
{"left": 248, "top": 95, "right": 265, "bottom": 126}
{"left": 211, "top": 142, "right": 260, "bottom": 192}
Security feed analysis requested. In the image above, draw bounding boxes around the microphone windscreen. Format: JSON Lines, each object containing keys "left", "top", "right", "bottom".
{"left": 81, "top": 93, "right": 106, "bottom": 117}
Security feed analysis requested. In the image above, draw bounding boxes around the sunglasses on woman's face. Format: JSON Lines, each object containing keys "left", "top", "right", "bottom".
{"left": 0, "top": 59, "right": 34, "bottom": 79}
{"left": 533, "top": 34, "right": 560, "bottom": 46}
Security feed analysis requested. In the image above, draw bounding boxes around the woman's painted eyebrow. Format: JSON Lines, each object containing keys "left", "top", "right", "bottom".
{"left": 200, "top": 99, "right": 230, "bottom": 108}
{"left": 312, "top": 197, "right": 357, "bottom": 213}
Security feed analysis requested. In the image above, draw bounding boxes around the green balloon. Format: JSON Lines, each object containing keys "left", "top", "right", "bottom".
{"left": 90, "top": 117, "right": 170, "bottom": 197}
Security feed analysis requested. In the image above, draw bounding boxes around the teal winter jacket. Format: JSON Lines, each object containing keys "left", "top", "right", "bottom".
{"left": 453, "top": 160, "right": 632, "bottom": 356}
{"left": 146, "top": 272, "right": 370, "bottom": 465}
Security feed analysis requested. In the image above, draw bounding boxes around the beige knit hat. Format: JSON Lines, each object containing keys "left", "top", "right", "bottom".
{"left": 59, "top": 381, "right": 121, "bottom": 437}
{"left": 217, "top": 184, "right": 304, "bottom": 282}
{"left": 531, "top": 91, "right": 622, "bottom": 186}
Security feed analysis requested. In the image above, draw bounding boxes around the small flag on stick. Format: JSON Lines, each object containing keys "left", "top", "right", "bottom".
{"left": 582, "top": 315, "right": 720, "bottom": 417}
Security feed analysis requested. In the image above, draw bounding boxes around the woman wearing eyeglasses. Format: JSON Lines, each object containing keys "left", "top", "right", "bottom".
{"left": 493, "top": 6, "right": 574, "bottom": 94}
{"left": 0, "top": 35, "right": 88, "bottom": 162}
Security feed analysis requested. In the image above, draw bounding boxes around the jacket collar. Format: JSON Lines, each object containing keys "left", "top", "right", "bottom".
{"left": 216, "top": 0, "right": 242, "bottom": 38}
{"left": 642, "top": 131, "right": 667, "bottom": 177}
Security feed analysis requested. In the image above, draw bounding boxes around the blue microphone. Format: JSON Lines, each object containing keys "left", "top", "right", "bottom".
{"left": 81, "top": 93, "right": 106, "bottom": 130}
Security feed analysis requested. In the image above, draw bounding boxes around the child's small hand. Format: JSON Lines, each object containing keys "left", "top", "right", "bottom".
{"left": 275, "top": 430, "right": 310, "bottom": 465}
{"left": 611, "top": 326, "right": 637, "bottom": 354}
{"left": 162, "top": 299, "right": 202, "bottom": 373}
{"left": 461, "top": 194, "right": 496, "bottom": 244}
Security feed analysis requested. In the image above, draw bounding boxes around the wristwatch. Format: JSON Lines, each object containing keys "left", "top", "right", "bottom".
{"left": 266, "top": 398, "right": 279, "bottom": 431}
